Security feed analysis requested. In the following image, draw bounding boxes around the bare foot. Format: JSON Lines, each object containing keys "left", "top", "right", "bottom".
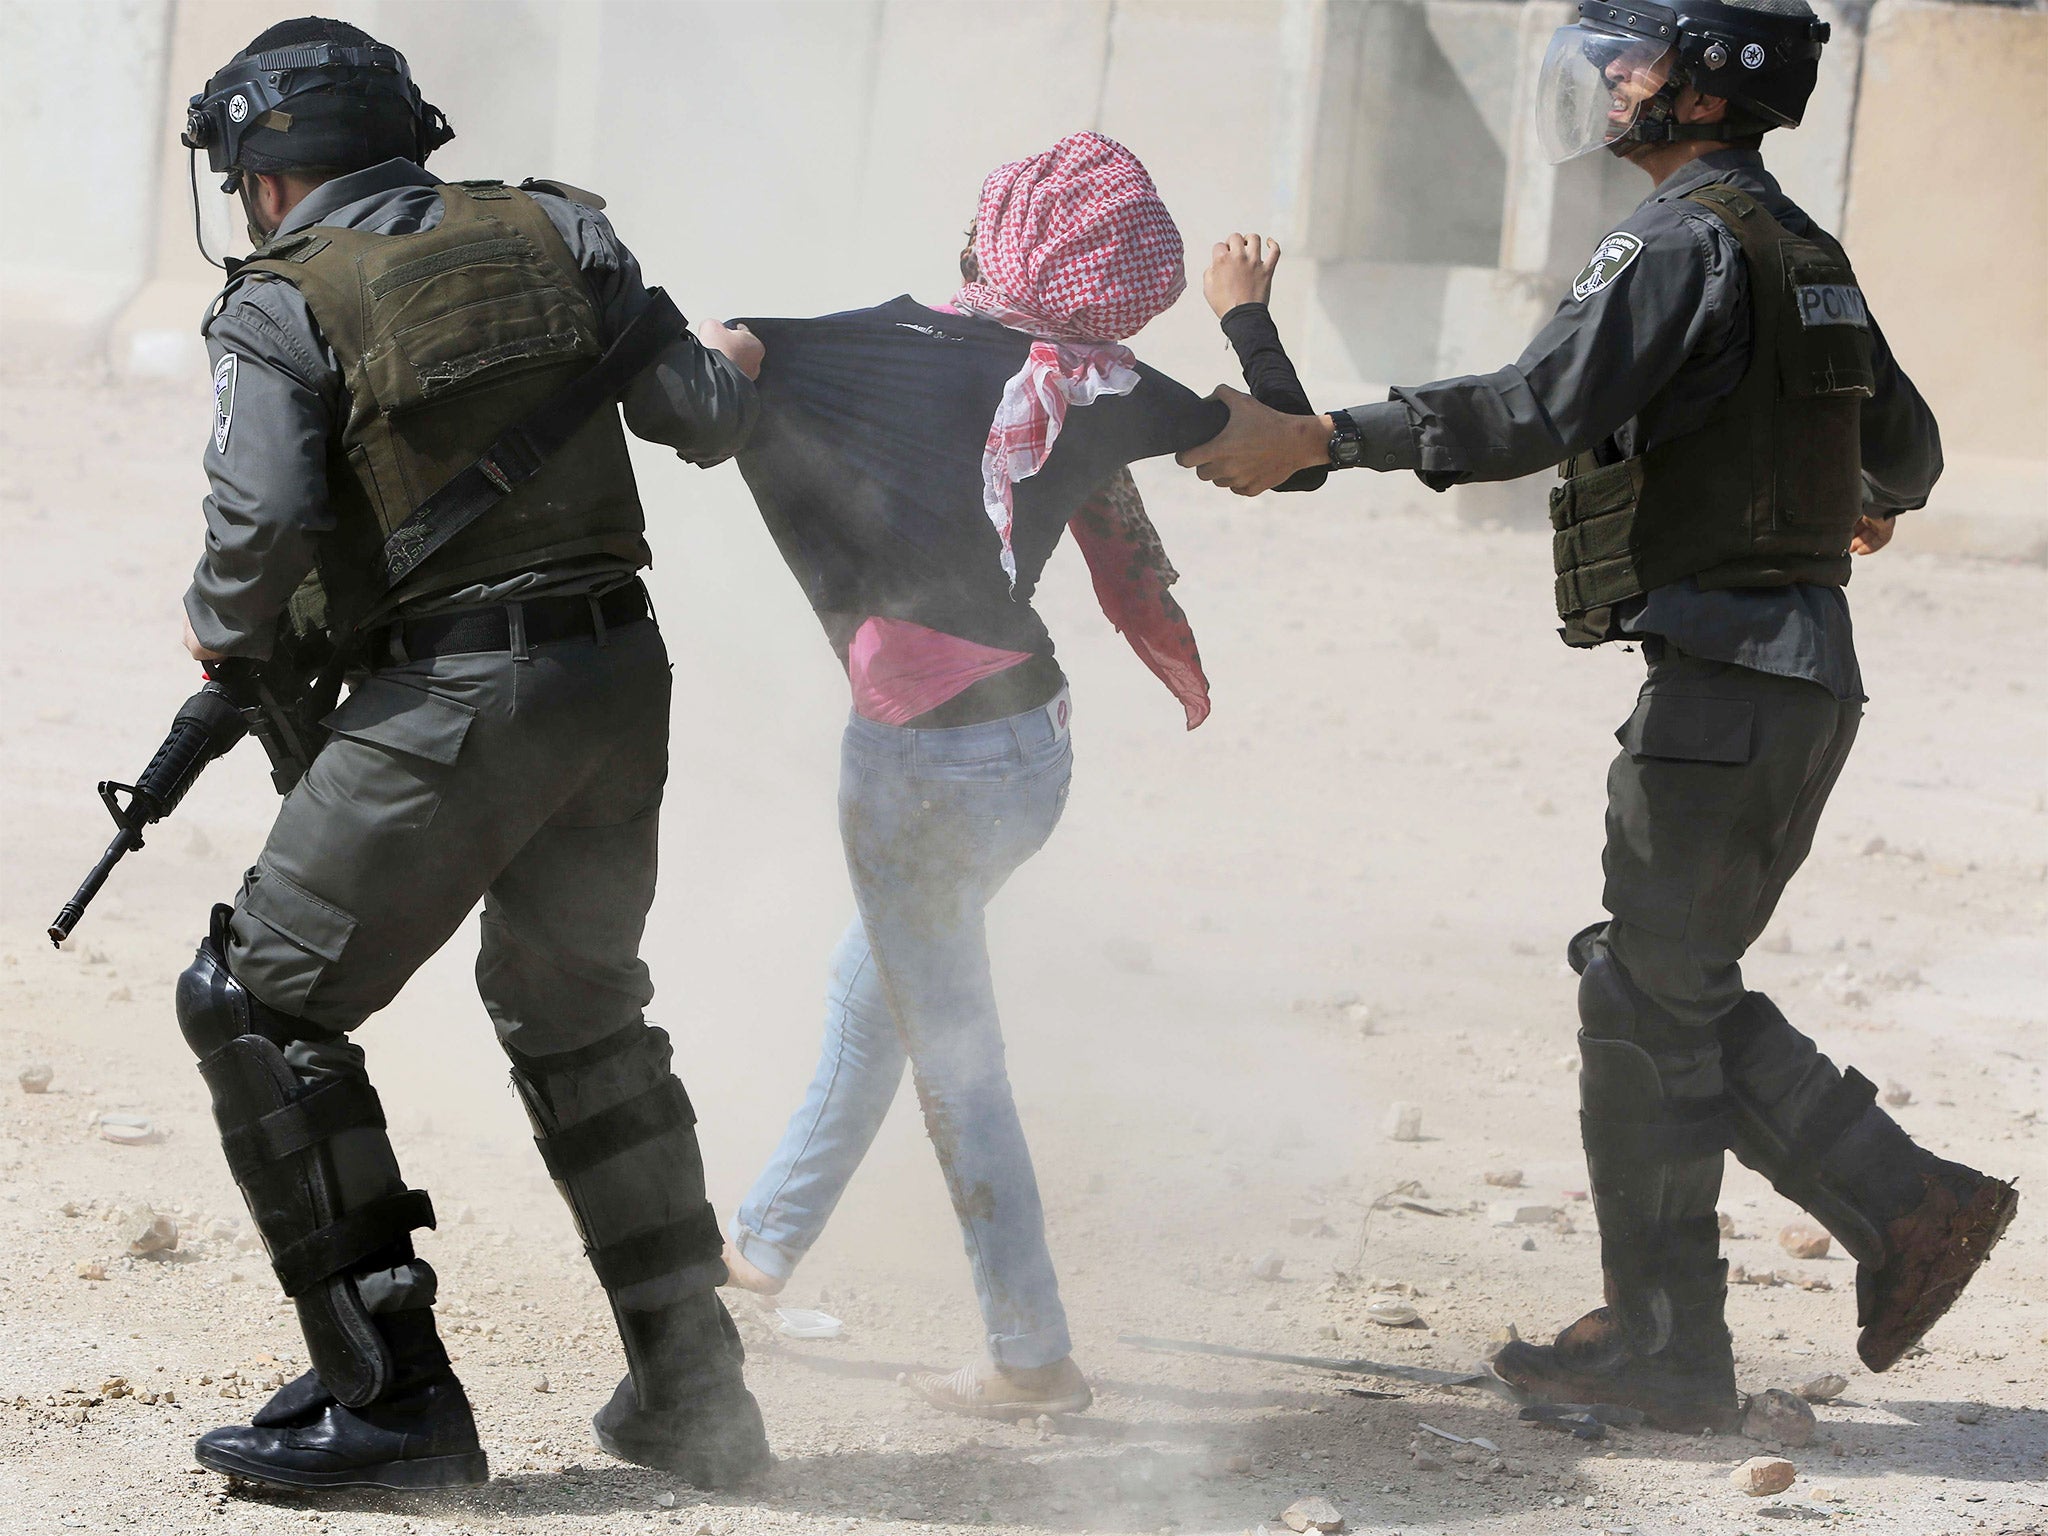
{"left": 720, "top": 1239, "right": 786, "bottom": 1296}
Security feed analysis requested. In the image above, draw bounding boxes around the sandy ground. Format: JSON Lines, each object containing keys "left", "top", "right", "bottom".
{"left": 1, "top": 364, "right": 2043, "bottom": 1536}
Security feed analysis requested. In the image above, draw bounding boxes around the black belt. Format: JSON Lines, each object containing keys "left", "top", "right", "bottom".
{"left": 372, "top": 580, "right": 651, "bottom": 664}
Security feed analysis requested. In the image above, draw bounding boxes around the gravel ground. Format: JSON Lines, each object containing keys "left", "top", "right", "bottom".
{"left": 2, "top": 367, "right": 2043, "bottom": 1536}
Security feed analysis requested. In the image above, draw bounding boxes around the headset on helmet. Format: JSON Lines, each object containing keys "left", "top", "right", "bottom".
{"left": 1535, "top": 0, "right": 1829, "bottom": 163}
{"left": 180, "top": 17, "right": 454, "bottom": 268}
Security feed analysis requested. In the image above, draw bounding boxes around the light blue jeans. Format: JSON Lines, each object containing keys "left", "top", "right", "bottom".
{"left": 733, "top": 690, "right": 1075, "bottom": 1368}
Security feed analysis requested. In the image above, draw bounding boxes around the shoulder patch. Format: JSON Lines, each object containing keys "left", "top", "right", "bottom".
{"left": 1795, "top": 283, "right": 1868, "bottom": 329}
{"left": 212, "top": 354, "right": 237, "bottom": 454}
{"left": 1571, "top": 230, "right": 1646, "bottom": 302}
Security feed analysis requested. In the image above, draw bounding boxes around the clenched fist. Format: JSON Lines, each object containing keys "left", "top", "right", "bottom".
{"left": 1203, "top": 233, "right": 1282, "bottom": 318}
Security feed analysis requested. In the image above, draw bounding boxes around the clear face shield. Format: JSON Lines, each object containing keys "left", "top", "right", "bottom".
{"left": 1535, "top": 23, "right": 1675, "bottom": 163}
{"left": 188, "top": 151, "right": 255, "bottom": 270}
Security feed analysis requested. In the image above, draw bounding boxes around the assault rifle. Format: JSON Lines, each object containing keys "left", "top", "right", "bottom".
{"left": 46, "top": 651, "right": 339, "bottom": 947}
{"left": 46, "top": 290, "right": 692, "bottom": 948}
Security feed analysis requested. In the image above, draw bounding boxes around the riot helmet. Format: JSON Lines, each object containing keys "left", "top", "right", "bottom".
{"left": 180, "top": 17, "right": 454, "bottom": 267}
{"left": 1535, "top": 0, "right": 1829, "bottom": 163}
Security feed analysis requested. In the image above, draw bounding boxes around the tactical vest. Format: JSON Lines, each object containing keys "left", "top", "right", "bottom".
{"left": 232, "top": 180, "right": 650, "bottom": 630}
{"left": 1548, "top": 184, "right": 1875, "bottom": 648}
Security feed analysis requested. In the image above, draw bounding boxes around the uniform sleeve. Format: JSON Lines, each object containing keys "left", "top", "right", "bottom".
{"left": 1340, "top": 214, "right": 1727, "bottom": 487}
{"left": 528, "top": 190, "right": 758, "bottom": 465}
{"left": 1856, "top": 309, "right": 1941, "bottom": 513}
{"left": 183, "top": 279, "right": 339, "bottom": 660}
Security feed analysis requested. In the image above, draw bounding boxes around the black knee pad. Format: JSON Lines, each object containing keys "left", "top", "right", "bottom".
{"left": 1565, "top": 919, "right": 1607, "bottom": 977}
{"left": 176, "top": 902, "right": 320, "bottom": 1059}
{"left": 1579, "top": 949, "right": 1705, "bottom": 1054}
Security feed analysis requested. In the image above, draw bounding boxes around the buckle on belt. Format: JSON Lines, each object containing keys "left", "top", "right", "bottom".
{"left": 478, "top": 428, "right": 543, "bottom": 495}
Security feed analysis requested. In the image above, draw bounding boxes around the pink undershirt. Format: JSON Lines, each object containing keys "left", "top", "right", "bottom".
{"left": 845, "top": 300, "right": 1034, "bottom": 727}
{"left": 848, "top": 618, "right": 1033, "bottom": 726}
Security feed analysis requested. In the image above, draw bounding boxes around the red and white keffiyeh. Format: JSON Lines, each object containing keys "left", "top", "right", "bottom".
{"left": 952, "top": 131, "right": 1187, "bottom": 586}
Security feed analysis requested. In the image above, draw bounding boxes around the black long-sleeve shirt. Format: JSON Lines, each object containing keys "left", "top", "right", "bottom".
{"left": 732, "top": 295, "right": 1320, "bottom": 656}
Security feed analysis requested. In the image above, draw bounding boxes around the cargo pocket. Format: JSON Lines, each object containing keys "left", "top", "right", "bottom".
{"left": 1615, "top": 692, "right": 1754, "bottom": 764}
{"left": 235, "top": 865, "right": 361, "bottom": 1017}
{"left": 1602, "top": 692, "right": 1757, "bottom": 942}
{"left": 323, "top": 675, "right": 475, "bottom": 764}
{"left": 314, "top": 675, "right": 476, "bottom": 833}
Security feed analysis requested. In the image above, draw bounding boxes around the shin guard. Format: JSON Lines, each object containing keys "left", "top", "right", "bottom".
{"left": 177, "top": 907, "right": 435, "bottom": 1408}
{"left": 1718, "top": 991, "right": 1924, "bottom": 1266}
{"left": 1577, "top": 950, "right": 1733, "bottom": 1366}
{"left": 505, "top": 1023, "right": 738, "bottom": 1393}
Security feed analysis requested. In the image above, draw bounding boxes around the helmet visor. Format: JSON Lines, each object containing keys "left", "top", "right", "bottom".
{"left": 189, "top": 155, "right": 253, "bottom": 270}
{"left": 1535, "top": 24, "right": 1674, "bottom": 162}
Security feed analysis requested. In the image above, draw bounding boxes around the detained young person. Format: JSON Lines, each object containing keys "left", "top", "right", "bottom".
{"left": 697, "top": 133, "right": 1320, "bottom": 1418}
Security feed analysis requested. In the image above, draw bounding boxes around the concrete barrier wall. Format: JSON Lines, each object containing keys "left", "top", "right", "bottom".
{"left": 0, "top": 0, "right": 170, "bottom": 361}
{"left": 2, "top": 0, "right": 2040, "bottom": 549}
{"left": 1844, "top": 0, "right": 2048, "bottom": 555}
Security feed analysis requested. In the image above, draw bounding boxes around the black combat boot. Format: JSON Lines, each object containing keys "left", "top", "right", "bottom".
{"left": 591, "top": 1291, "right": 773, "bottom": 1486}
{"left": 1492, "top": 1225, "right": 1741, "bottom": 1431}
{"left": 1493, "top": 941, "right": 1742, "bottom": 1431}
{"left": 193, "top": 1309, "right": 487, "bottom": 1490}
{"left": 1717, "top": 992, "right": 2019, "bottom": 1370}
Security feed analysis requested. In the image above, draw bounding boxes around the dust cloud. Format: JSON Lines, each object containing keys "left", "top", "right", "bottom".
{"left": 2, "top": 3, "right": 2044, "bottom": 1534}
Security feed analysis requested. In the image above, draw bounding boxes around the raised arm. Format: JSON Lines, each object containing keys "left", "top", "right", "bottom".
{"left": 1180, "top": 213, "right": 1723, "bottom": 496}
{"left": 1200, "top": 235, "right": 1327, "bottom": 492}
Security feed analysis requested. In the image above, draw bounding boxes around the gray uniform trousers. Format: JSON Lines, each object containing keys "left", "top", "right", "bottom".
{"left": 1599, "top": 641, "right": 1858, "bottom": 1041}
{"left": 1589, "top": 641, "right": 1924, "bottom": 1272}
{"left": 222, "top": 616, "right": 723, "bottom": 1318}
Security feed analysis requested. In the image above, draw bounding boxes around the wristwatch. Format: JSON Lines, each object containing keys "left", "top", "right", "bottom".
{"left": 1326, "top": 408, "right": 1366, "bottom": 469}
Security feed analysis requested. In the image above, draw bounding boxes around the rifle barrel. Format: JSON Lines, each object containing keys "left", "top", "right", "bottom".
{"left": 48, "top": 826, "right": 141, "bottom": 947}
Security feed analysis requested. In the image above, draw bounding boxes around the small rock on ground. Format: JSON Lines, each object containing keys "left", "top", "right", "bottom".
{"left": 1282, "top": 1494, "right": 1345, "bottom": 1532}
{"left": 1745, "top": 1388, "right": 1818, "bottom": 1447}
{"left": 1732, "top": 1456, "right": 1797, "bottom": 1496}
{"left": 120, "top": 1204, "right": 178, "bottom": 1257}
{"left": 1778, "top": 1223, "right": 1831, "bottom": 1260}
{"left": 1382, "top": 1103, "right": 1423, "bottom": 1142}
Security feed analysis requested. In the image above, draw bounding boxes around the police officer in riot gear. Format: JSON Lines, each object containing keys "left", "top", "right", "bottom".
{"left": 1179, "top": 0, "right": 2016, "bottom": 1428}
{"left": 173, "top": 17, "right": 771, "bottom": 1490}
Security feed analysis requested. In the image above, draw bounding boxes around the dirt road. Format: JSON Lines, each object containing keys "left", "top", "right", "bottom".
{"left": 3, "top": 366, "right": 2042, "bottom": 1535}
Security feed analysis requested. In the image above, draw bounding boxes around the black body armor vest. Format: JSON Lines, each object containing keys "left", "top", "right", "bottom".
{"left": 1549, "top": 184, "right": 1875, "bottom": 647}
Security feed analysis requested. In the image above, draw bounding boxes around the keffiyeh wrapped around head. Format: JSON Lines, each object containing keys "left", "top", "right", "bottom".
{"left": 956, "top": 130, "right": 1187, "bottom": 344}
{"left": 952, "top": 132, "right": 1187, "bottom": 585}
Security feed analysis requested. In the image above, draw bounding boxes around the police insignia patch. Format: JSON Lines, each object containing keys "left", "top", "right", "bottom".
{"left": 1571, "top": 231, "right": 1645, "bottom": 302}
{"left": 213, "top": 354, "right": 236, "bottom": 454}
{"left": 1795, "top": 283, "right": 1869, "bottom": 328}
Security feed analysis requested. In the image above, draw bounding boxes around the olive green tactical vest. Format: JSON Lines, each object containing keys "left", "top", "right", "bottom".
{"left": 1548, "top": 184, "right": 1875, "bottom": 648}
{"left": 233, "top": 180, "right": 650, "bottom": 630}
